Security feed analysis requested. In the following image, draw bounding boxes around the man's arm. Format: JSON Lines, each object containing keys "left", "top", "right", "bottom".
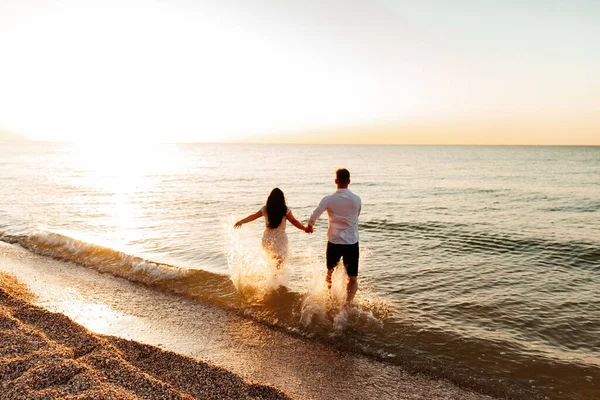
{"left": 307, "top": 197, "right": 328, "bottom": 231}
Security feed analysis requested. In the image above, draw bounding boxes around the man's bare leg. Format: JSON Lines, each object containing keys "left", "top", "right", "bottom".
{"left": 326, "top": 269, "right": 333, "bottom": 290}
{"left": 345, "top": 276, "right": 358, "bottom": 307}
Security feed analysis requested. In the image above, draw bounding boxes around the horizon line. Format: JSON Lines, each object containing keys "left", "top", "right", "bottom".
{"left": 2, "top": 139, "right": 599, "bottom": 147}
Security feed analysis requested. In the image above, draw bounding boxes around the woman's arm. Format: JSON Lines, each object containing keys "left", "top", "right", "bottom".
{"left": 234, "top": 211, "right": 263, "bottom": 228}
{"left": 286, "top": 211, "right": 308, "bottom": 232}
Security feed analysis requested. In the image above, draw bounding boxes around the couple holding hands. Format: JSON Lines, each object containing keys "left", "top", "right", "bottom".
{"left": 234, "top": 168, "right": 361, "bottom": 306}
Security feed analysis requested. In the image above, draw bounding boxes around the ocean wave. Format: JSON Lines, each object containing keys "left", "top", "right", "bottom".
{"left": 544, "top": 201, "right": 600, "bottom": 213}
{"left": 360, "top": 220, "right": 600, "bottom": 271}
{"left": 0, "top": 230, "right": 238, "bottom": 308}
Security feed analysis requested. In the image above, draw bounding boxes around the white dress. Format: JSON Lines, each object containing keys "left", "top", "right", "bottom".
{"left": 260, "top": 206, "right": 291, "bottom": 261}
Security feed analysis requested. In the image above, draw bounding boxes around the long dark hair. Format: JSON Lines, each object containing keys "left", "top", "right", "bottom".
{"left": 266, "top": 188, "right": 287, "bottom": 229}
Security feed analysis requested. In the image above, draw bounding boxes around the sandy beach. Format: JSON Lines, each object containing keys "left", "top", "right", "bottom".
{"left": 0, "top": 271, "right": 290, "bottom": 399}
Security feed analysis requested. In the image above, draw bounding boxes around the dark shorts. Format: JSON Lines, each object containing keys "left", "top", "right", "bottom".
{"left": 326, "top": 242, "right": 359, "bottom": 277}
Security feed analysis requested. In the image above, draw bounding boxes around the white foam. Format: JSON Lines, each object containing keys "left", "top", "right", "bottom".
{"left": 28, "top": 230, "right": 188, "bottom": 282}
{"left": 130, "top": 260, "right": 185, "bottom": 280}
{"left": 333, "top": 307, "right": 349, "bottom": 331}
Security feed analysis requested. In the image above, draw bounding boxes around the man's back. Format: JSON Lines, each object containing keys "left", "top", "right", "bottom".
{"left": 309, "top": 188, "right": 361, "bottom": 245}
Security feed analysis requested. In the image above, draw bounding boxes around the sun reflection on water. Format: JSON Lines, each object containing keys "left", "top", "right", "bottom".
{"left": 64, "top": 142, "right": 182, "bottom": 250}
{"left": 69, "top": 141, "right": 179, "bottom": 192}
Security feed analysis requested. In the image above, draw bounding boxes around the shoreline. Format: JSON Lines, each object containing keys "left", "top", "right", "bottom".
{"left": 0, "top": 242, "right": 500, "bottom": 400}
{"left": 0, "top": 271, "right": 291, "bottom": 399}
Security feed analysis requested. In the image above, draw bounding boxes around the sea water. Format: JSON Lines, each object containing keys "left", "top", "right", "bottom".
{"left": 1, "top": 142, "right": 598, "bottom": 399}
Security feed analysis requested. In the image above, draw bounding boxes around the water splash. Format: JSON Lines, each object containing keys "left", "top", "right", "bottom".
{"left": 299, "top": 259, "right": 349, "bottom": 329}
{"left": 296, "top": 242, "right": 390, "bottom": 332}
{"left": 226, "top": 218, "right": 291, "bottom": 305}
{"left": 225, "top": 216, "right": 390, "bottom": 331}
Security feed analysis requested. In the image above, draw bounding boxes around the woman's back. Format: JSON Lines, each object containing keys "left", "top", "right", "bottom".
{"left": 260, "top": 206, "right": 290, "bottom": 232}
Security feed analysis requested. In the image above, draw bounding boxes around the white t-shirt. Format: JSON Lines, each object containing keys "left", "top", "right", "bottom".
{"left": 260, "top": 206, "right": 291, "bottom": 232}
{"left": 309, "top": 188, "right": 361, "bottom": 245}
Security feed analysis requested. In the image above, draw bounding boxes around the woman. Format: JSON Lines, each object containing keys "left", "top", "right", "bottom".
{"left": 234, "top": 188, "right": 308, "bottom": 267}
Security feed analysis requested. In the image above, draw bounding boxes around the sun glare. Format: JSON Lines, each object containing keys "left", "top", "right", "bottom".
{"left": 70, "top": 141, "right": 180, "bottom": 184}
{"left": 64, "top": 141, "right": 181, "bottom": 248}
{"left": 0, "top": 0, "right": 428, "bottom": 144}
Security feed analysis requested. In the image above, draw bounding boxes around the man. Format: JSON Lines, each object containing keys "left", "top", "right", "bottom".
{"left": 306, "top": 168, "right": 361, "bottom": 307}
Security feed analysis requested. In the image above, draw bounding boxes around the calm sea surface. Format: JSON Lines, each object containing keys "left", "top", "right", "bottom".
{"left": 1, "top": 142, "right": 599, "bottom": 399}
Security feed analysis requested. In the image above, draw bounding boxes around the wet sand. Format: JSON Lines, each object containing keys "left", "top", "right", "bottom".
{"left": 0, "top": 271, "right": 290, "bottom": 399}
{"left": 0, "top": 242, "right": 498, "bottom": 399}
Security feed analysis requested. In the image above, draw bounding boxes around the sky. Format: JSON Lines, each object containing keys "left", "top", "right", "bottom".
{"left": 0, "top": 0, "right": 598, "bottom": 144}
